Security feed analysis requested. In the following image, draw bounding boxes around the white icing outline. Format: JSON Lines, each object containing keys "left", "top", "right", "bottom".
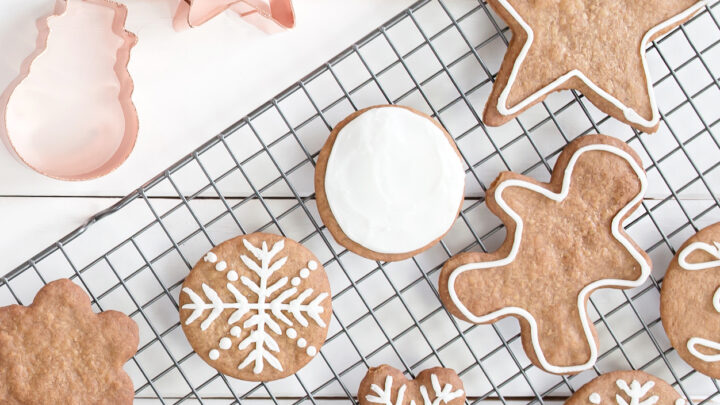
{"left": 616, "top": 379, "right": 658, "bottom": 405}
{"left": 677, "top": 241, "right": 720, "bottom": 362}
{"left": 494, "top": 0, "right": 707, "bottom": 128}
{"left": 446, "top": 143, "right": 650, "bottom": 374}
{"left": 590, "top": 392, "right": 602, "bottom": 404}
{"left": 678, "top": 241, "right": 720, "bottom": 271}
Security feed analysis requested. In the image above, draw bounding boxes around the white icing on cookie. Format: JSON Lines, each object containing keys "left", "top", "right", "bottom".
{"left": 215, "top": 261, "right": 227, "bottom": 271}
{"left": 286, "top": 328, "right": 297, "bottom": 339}
{"left": 306, "top": 346, "right": 317, "bottom": 356}
{"left": 209, "top": 349, "right": 220, "bottom": 360}
{"left": 445, "top": 143, "right": 649, "bottom": 374}
{"left": 204, "top": 252, "right": 218, "bottom": 263}
{"left": 219, "top": 337, "right": 232, "bottom": 350}
{"left": 308, "top": 260, "right": 318, "bottom": 271}
{"left": 300, "top": 268, "right": 310, "bottom": 279}
{"left": 324, "top": 106, "right": 465, "bottom": 255}
{"left": 366, "top": 373, "right": 464, "bottom": 405}
{"left": 230, "top": 326, "right": 241, "bottom": 337}
{"left": 493, "top": 0, "right": 707, "bottom": 129}
{"left": 297, "top": 338, "right": 307, "bottom": 348}
{"left": 226, "top": 270, "right": 238, "bottom": 282}
{"left": 291, "top": 277, "right": 300, "bottom": 286}
{"left": 183, "top": 239, "right": 329, "bottom": 374}
{"left": 589, "top": 392, "right": 601, "bottom": 404}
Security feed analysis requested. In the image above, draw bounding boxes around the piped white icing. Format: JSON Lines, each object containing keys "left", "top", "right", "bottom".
{"left": 445, "top": 143, "right": 649, "bottom": 374}
{"left": 308, "top": 260, "right": 318, "bottom": 271}
{"left": 366, "top": 374, "right": 464, "bottom": 405}
{"left": 615, "top": 380, "right": 658, "bottom": 405}
{"left": 677, "top": 241, "right": 720, "bottom": 362}
{"left": 215, "top": 261, "right": 227, "bottom": 271}
{"left": 204, "top": 252, "right": 218, "bottom": 263}
{"left": 307, "top": 346, "right": 317, "bottom": 356}
{"left": 590, "top": 392, "right": 601, "bottom": 404}
{"left": 324, "top": 107, "right": 465, "bottom": 255}
{"left": 286, "top": 328, "right": 297, "bottom": 339}
{"left": 219, "top": 337, "right": 231, "bottom": 350}
{"left": 226, "top": 270, "right": 238, "bottom": 282}
{"left": 182, "top": 239, "right": 328, "bottom": 374}
{"left": 493, "top": 0, "right": 707, "bottom": 129}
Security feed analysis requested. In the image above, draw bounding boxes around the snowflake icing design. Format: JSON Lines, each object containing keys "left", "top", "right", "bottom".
{"left": 366, "top": 374, "right": 464, "bottom": 405}
{"left": 182, "top": 238, "right": 328, "bottom": 374}
{"left": 615, "top": 380, "right": 658, "bottom": 405}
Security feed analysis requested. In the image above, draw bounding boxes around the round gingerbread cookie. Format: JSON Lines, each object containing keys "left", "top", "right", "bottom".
{"left": 661, "top": 222, "right": 720, "bottom": 378}
{"left": 565, "top": 370, "right": 685, "bottom": 405}
{"left": 315, "top": 105, "right": 466, "bottom": 262}
{"left": 179, "top": 233, "right": 332, "bottom": 381}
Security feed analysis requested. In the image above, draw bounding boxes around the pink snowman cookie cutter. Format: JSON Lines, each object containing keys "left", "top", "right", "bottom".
{"left": 1, "top": 0, "right": 138, "bottom": 181}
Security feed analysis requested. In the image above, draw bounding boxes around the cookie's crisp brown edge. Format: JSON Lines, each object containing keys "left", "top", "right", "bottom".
{"left": 314, "top": 104, "right": 465, "bottom": 262}
{"left": 480, "top": 0, "right": 701, "bottom": 134}
{"left": 438, "top": 134, "right": 650, "bottom": 374}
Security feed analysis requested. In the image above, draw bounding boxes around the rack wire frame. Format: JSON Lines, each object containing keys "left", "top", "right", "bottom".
{"left": 3, "top": 0, "right": 720, "bottom": 403}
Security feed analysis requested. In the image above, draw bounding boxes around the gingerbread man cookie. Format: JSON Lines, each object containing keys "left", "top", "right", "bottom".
{"left": 358, "top": 365, "right": 465, "bottom": 405}
{"left": 439, "top": 135, "right": 651, "bottom": 374}
{"left": 661, "top": 222, "right": 720, "bottom": 379}
{"left": 565, "top": 370, "right": 686, "bottom": 405}
{"left": 482, "top": 0, "right": 707, "bottom": 133}
{"left": 0, "top": 279, "right": 139, "bottom": 404}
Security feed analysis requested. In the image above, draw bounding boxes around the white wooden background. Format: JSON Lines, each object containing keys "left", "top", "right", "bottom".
{"left": 0, "top": 0, "right": 416, "bottom": 274}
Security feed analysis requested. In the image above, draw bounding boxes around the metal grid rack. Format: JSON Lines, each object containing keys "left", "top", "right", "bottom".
{"left": 2, "top": 0, "right": 720, "bottom": 403}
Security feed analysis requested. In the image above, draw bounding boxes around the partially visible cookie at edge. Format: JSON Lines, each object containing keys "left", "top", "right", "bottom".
{"left": 0, "top": 278, "right": 139, "bottom": 405}
{"left": 180, "top": 232, "right": 332, "bottom": 381}
{"left": 565, "top": 370, "right": 686, "bottom": 405}
{"left": 661, "top": 222, "right": 720, "bottom": 379}
{"left": 315, "top": 104, "right": 466, "bottom": 262}
{"left": 358, "top": 364, "right": 465, "bottom": 405}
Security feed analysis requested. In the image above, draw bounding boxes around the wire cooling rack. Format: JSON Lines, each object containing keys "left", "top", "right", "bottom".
{"left": 3, "top": 0, "right": 720, "bottom": 403}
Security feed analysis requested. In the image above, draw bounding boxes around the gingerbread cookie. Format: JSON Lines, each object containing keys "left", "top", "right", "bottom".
{"left": 661, "top": 222, "right": 720, "bottom": 378}
{"left": 438, "top": 135, "right": 651, "bottom": 374}
{"left": 180, "top": 233, "right": 332, "bottom": 381}
{"left": 358, "top": 365, "right": 465, "bottom": 405}
{"left": 482, "top": 0, "right": 707, "bottom": 133}
{"left": 565, "top": 370, "right": 686, "bottom": 405}
{"left": 0, "top": 279, "right": 139, "bottom": 404}
{"left": 315, "top": 105, "right": 466, "bottom": 262}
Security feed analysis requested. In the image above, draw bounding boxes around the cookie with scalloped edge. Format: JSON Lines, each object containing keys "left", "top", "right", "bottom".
{"left": 180, "top": 232, "right": 332, "bottom": 381}
{"left": 0, "top": 279, "right": 139, "bottom": 404}
{"left": 358, "top": 365, "right": 465, "bottom": 405}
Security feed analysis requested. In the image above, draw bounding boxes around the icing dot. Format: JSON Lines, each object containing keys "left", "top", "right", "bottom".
{"left": 308, "top": 260, "right": 318, "bottom": 270}
{"left": 589, "top": 393, "right": 601, "bottom": 404}
{"left": 219, "top": 337, "right": 232, "bottom": 350}
{"left": 208, "top": 349, "right": 220, "bottom": 360}
{"left": 227, "top": 270, "right": 239, "bottom": 281}
{"left": 286, "top": 328, "right": 297, "bottom": 339}
{"left": 204, "top": 252, "right": 217, "bottom": 263}
{"left": 215, "top": 261, "right": 227, "bottom": 271}
{"left": 306, "top": 346, "right": 317, "bottom": 356}
{"left": 230, "top": 326, "right": 242, "bottom": 337}
{"left": 300, "top": 268, "right": 310, "bottom": 279}
{"left": 297, "top": 338, "right": 307, "bottom": 348}
{"left": 675, "top": 400, "right": 685, "bottom": 405}
{"left": 291, "top": 277, "right": 301, "bottom": 286}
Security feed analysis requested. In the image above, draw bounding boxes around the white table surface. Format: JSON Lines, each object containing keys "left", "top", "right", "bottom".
{"left": 0, "top": 0, "right": 416, "bottom": 273}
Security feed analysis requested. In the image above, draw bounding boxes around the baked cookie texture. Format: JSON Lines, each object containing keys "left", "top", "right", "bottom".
{"left": 439, "top": 135, "right": 651, "bottom": 375}
{"left": 358, "top": 365, "right": 465, "bottom": 405}
{"left": 565, "top": 370, "right": 685, "bottom": 405}
{"left": 661, "top": 222, "right": 720, "bottom": 379}
{"left": 180, "top": 232, "right": 332, "bottom": 381}
{"left": 483, "top": 0, "right": 706, "bottom": 133}
{"left": 0, "top": 279, "right": 139, "bottom": 405}
{"left": 315, "top": 104, "right": 465, "bottom": 262}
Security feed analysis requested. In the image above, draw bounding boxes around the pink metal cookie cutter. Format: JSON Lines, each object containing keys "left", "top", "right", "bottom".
{"left": 174, "top": 0, "right": 295, "bottom": 32}
{"left": 1, "top": 0, "right": 138, "bottom": 181}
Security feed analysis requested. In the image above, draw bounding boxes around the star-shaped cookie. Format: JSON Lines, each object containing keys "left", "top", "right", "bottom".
{"left": 438, "top": 135, "right": 651, "bottom": 375}
{"left": 174, "top": 0, "right": 294, "bottom": 30}
{"left": 483, "top": 0, "right": 707, "bottom": 133}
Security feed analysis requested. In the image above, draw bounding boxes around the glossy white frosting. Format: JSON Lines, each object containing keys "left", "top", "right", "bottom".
{"left": 324, "top": 107, "right": 465, "bottom": 255}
